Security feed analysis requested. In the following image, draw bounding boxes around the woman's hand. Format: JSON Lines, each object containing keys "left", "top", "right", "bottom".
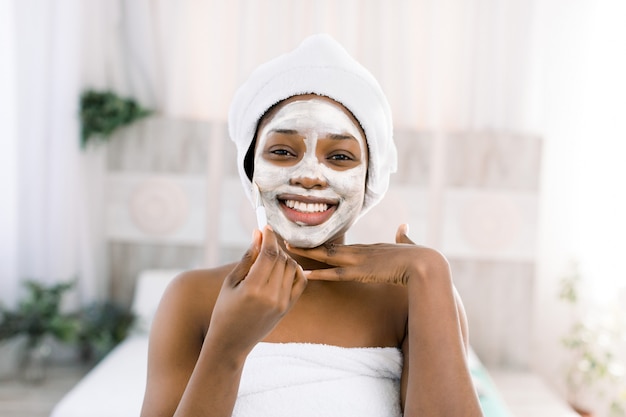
{"left": 286, "top": 224, "right": 448, "bottom": 286}
{"left": 207, "top": 227, "right": 307, "bottom": 356}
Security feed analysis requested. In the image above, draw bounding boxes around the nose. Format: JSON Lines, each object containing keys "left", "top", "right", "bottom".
{"left": 289, "top": 175, "right": 328, "bottom": 190}
{"left": 289, "top": 152, "right": 328, "bottom": 189}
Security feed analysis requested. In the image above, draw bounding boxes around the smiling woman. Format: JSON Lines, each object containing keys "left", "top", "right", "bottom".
{"left": 139, "top": 33, "right": 483, "bottom": 417}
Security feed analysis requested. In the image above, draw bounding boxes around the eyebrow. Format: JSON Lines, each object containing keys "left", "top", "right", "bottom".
{"left": 270, "top": 128, "right": 298, "bottom": 135}
{"left": 269, "top": 129, "right": 358, "bottom": 142}
{"left": 327, "top": 133, "right": 357, "bottom": 141}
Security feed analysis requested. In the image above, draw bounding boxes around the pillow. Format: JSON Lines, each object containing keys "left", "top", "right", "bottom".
{"left": 130, "top": 269, "right": 182, "bottom": 335}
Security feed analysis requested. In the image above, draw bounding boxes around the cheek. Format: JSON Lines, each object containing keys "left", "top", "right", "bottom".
{"left": 326, "top": 164, "right": 367, "bottom": 197}
{"left": 253, "top": 158, "right": 290, "bottom": 189}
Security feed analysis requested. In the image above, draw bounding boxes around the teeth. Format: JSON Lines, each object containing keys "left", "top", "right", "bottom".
{"left": 285, "top": 199, "right": 329, "bottom": 213}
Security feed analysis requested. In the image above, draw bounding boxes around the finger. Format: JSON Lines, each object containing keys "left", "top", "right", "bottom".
{"left": 282, "top": 259, "right": 307, "bottom": 304}
{"left": 290, "top": 264, "right": 308, "bottom": 300}
{"left": 250, "top": 227, "right": 303, "bottom": 306}
{"left": 395, "top": 223, "right": 416, "bottom": 245}
{"left": 306, "top": 267, "right": 408, "bottom": 285}
{"left": 304, "top": 266, "right": 360, "bottom": 283}
{"left": 247, "top": 226, "right": 283, "bottom": 284}
{"left": 285, "top": 242, "right": 357, "bottom": 267}
{"left": 226, "top": 229, "right": 262, "bottom": 287}
{"left": 265, "top": 247, "right": 292, "bottom": 296}
{"left": 251, "top": 244, "right": 303, "bottom": 314}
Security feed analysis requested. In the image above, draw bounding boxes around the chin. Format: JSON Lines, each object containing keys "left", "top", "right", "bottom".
{"left": 278, "top": 226, "right": 334, "bottom": 249}
{"left": 281, "top": 226, "right": 350, "bottom": 249}
{"left": 283, "top": 235, "right": 327, "bottom": 249}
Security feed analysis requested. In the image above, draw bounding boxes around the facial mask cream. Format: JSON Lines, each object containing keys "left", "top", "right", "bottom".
{"left": 253, "top": 98, "right": 367, "bottom": 247}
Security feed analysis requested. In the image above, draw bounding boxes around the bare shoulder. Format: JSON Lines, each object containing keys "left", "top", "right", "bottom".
{"left": 165, "top": 264, "right": 235, "bottom": 298}
{"left": 153, "top": 263, "right": 237, "bottom": 336}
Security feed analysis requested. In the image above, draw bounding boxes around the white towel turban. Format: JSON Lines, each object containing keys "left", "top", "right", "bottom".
{"left": 228, "top": 33, "right": 397, "bottom": 217}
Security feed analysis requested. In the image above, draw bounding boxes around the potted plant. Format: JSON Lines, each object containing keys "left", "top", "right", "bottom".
{"left": 79, "top": 89, "right": 152, "bottom": 148}
{"left": 559, "top": 263, "right": 626, "bottom": 416}
{"left": 0, "top": 280, "right": 79, "bottom": 382}
{"left": 77, "top": 301, "right": 135, "bottom": 363}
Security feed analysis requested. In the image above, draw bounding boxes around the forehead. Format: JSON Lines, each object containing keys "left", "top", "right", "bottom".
{"left": 258, "top": 94, "right": 366, "bottom": 141}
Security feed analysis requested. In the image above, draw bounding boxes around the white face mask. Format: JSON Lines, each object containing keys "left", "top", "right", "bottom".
{"left": 253, "top": 98, "right": 367, "bottom": 248}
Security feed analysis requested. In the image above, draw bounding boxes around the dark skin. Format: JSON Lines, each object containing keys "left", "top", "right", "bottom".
{"left": 140, "top": 95, "right": 483, "bottom": 417}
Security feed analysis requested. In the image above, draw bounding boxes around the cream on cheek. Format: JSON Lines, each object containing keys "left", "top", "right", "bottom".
{"left": 253, "top": 99, "right": 367, "bottom": 247}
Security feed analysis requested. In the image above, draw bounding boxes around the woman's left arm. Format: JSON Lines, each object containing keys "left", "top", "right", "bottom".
{"left": 287, "top": 225, "right": 483, "bottom": 417}
{"left": 395, "top": 225, "right": 470, "bottom": 353}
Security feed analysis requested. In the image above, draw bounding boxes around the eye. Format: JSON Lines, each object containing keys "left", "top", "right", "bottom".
{"left": 326, "top": 151, "right": 361, "bottom": 170}
{"left": 271, "top": 149, "right": 294, "bottom": 156}
{"left": 265, "top": 146, "right": 298, "bottom": 160}
{"left": 328, "top": 153, "right": 353, "bottom": 161}
{"left": 319, "top": 136, "right": 363, "bottom": 168}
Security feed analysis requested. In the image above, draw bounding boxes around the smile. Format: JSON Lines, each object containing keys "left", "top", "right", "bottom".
{"left": 283, "top": 199, "right": 330, "bottom": 213}
{"left": 277, "top": 196, "right": 338, "bottom": 226}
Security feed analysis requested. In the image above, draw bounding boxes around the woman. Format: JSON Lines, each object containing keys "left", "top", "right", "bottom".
{"left": 140, "top": 34, "right": 483, "bottom": 417}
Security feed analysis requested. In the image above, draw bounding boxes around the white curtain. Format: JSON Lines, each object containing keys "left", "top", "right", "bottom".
{"left": 0, "top": 0, "right": 87, "bottom": 306}
{"left": 0, "top": 0, "right": 19, "bottom": 307}
{"left": 568, "top": 2, "right": 626, "bottom": 304}
{"left": 90, "top": 0, "right": 539, "bottom": 133}
{"left": 531, "top": 0, "right": 626, "bottom": 407}
{"left": 534, "top": 0, "right": 626, "bottom": 321}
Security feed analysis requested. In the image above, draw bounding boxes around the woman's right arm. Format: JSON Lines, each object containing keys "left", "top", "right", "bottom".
{"left": 139, "top": 267, "right": 239, "bottom": 417}
{"left": 140, "top": 227, "right": 307, "bottom": 417}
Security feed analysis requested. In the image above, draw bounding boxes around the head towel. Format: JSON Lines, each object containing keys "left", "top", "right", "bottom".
{"left": 228, "top": 33, "right": 397, "bottom": 216}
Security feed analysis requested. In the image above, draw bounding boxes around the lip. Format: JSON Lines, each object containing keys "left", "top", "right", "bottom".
{"left": 277, "top": 194, "right": 338, "bottom": 226}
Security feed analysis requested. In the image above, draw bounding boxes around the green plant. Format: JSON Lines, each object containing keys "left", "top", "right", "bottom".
{"left": 79, "top": 89, "right": 152, "bottom": 148}
{"left": 0, "top": 280, "right": 79, "bottom": 348}
{"left": 77, "top": 301, "right": 135, "bottom": 362}
{"left": 559, "top": 263, "right": 626, "bottom": 416}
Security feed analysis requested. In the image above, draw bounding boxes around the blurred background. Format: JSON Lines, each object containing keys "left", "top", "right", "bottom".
{"left": 1, "top": 0, "right": 625, "bottom": 416}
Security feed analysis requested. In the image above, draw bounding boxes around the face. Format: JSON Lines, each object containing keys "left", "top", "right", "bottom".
{"left": 253, "top": 95, "right": 368, "bottom": 248}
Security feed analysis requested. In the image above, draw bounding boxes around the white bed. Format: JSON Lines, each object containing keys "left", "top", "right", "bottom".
{"left": 50, "top": 270, "right": 181, "bottom": 417}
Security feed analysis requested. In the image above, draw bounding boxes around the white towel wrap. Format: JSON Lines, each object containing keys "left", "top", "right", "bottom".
{"left": 233, "top": 342, "right": 403, "bottom": 417}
